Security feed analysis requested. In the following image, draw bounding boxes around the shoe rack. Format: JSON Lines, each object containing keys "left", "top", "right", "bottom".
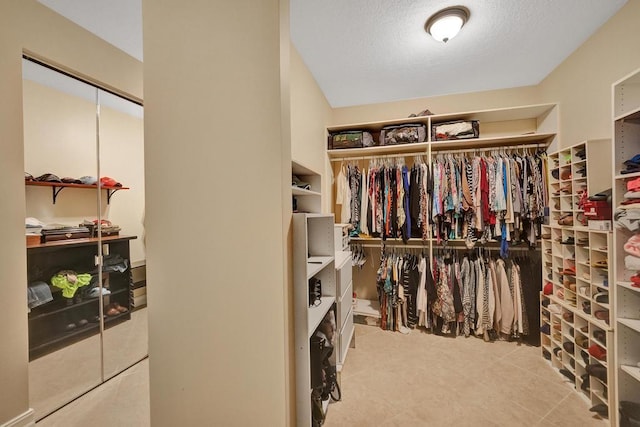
{"left": 541, "top": 139, "right": 615, "bottom": 424}
{"left": 612, "top": 68, "right": 640, "bottom": 425}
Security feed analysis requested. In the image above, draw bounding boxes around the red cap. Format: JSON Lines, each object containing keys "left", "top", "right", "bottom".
{"left": 100, "top": 177, "right": 122, "bottom": 187}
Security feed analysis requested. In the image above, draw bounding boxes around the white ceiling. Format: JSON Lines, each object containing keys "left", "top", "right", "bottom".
{"left": 38, "top": 0, "right": 627, "bottom": 108}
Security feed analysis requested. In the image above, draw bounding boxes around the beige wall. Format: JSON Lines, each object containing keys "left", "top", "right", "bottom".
{"left": 332, "top": 85, "right": 538, "bottom": 125}
{"left": 290, "top": 46, "right": 334, "bottom": 212}
{"left": 536, "top": 0, "right": 640, "bottom": 148}
{"left": 143, "top": 1, "right": 289, "bottom": 425}
{"left": 0, "top": 1, "right": 142, "bottom": 424}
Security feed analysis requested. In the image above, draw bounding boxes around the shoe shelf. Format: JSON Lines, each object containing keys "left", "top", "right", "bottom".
{"left": 29, "top": 310, "right": 129, "bottom": 360}
{"left": 544, "top": 140, "right": 615, "bottom": 423}
{"left": 27, "top": 236, "right": 135, "bottom": 361}
{"left": 28, "top": 287, "right": 128, "bottom": 321}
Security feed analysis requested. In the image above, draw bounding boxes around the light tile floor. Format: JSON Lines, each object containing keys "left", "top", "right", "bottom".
{"left": 36, "top": 323, "right": 608, "bottom": 426}
{"left": 325, "top": 324, "right": 608, "bottom": 426}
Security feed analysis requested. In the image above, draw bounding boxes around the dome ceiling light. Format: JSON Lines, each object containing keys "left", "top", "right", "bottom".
{"left": 425, "top": 6, "right": 470, "bottom": 43}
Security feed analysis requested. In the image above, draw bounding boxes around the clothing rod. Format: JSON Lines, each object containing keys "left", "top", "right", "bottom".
{"left": 431, "top": 143, "right": 545, "bottom": 155}
{"left": 353, "top": 242, "right": 539, "bottom": 251}
{"left": 330, "top": 151, "right": 427, "bottom": 162}
{"left": 432, "top": 245, "right": 540, "bottom": 252}
{"left": 329, "top": 143, "right": 546, "bottom": 162}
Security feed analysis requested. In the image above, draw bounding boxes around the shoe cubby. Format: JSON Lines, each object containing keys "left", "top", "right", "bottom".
{"left": 544, "top": 139, "right": 615, "bottom": 424}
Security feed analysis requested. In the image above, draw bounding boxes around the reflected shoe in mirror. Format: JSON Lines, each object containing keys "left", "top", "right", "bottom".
{"left": 112, "top": 302, "right": 129, "bottom": 313}
{"left": 106, "top": 306, "right": 120, "bottom": 316}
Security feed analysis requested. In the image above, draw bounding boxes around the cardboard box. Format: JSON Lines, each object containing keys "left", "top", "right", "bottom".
{"left": 588, "top": 220, "right": 612, "bottom": 231}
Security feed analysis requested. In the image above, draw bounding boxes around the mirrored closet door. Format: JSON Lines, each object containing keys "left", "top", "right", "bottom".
{"left": 22, "top": 58, "right": 147, "bottom": 421}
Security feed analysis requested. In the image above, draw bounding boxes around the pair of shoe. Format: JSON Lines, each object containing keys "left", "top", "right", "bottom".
{"left": 558, "top": 214, "right": 574, "bottom": 226}
{"left": 63, "top": 318, "right": 88, "bottom": 332}
{"left": 106, "top": 302, "right": 128, "bottom": 317}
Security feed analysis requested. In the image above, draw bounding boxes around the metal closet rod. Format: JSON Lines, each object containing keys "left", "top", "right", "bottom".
{"left": 330, "top": 143, "right": 544, "bottom": 162}
{"left": 353, "top": 242, "right": 539, "bottom": 251}
{"left": 330, "top": 151, "right": 427, "bottom": 162}
{"left": 431, "top": 143, "right": 543, "bottom": 155}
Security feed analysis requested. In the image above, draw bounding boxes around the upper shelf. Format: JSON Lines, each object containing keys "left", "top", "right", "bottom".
{"left": 327, "top": 133, "right": 555, "bottom": 159}
{"left": 326, "top": 103, "right": 557, "bottom": 159}
{"left": 328, "top": 103, "right": 557, "bottom": 133}
{"left": 26, "top": 181, "right": 129, "bottom": 204}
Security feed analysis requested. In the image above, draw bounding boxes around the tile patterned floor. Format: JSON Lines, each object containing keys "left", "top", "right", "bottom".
{"left": 35, "top": 322, "right": 608, "bottom": 426}
{"left": 324, "top": 324, "right": 608, "bottom": 426}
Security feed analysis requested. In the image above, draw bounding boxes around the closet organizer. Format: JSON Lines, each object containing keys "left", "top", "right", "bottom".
{"left": 328, "top": 104, "right": 558, "bottom": 344}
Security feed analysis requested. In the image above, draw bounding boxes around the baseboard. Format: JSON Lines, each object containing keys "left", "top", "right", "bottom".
{"left": 1, "top": 409, "right": 35, "bottom": 427}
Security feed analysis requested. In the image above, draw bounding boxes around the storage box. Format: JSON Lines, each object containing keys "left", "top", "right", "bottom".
{"left": 328, "top": 131, "right": 373, "bottom": 150}
{"left": 432, "top": 120, "right": 479, "bottom": 141}
{"left": 588, "top": 220, "right": 612, "bottom": 231}
{"left": 379, "top": 124, "right": 426, "bottom": 145}
{"left": 583, "top": 200, "right": 612, "bottom": 220}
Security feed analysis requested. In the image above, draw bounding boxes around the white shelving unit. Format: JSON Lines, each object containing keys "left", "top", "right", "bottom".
{"left": 334, "top": 223, "right": 354, "bottom": 372}
{"left": 293, "top": 212, "right": 336, "bottom": 427}
{"left": 541, "top": 140, "right": 615, "bottom": 424}
{"left": 613, "top": 68, "right": 640, "bottom": 426}
{"left": 292, "top": 161, "right": 322, "bottom": 213}
{"left": 328, "top": 103, "right": 559, "bottom": 320}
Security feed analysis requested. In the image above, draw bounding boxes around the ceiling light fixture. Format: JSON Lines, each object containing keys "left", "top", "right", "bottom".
{"left": 425, "top": 6, "right": 470, "bottom": 43}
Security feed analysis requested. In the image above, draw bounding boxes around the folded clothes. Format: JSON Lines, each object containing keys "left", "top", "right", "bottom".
{"left": 615, "top": 208, "right": 640, "bottom": 232}
{"left": 624, "top": 234, "right": 640, "bottom": 257}
{"left": 27, "top": 281, "right": 53, "bottom": 309}
{"left": 626, "top": 255, "right": 640, "bottom": 271}
{"left": 628, "top": 177, "right": 640, "bottom": 192}
{"left": 625, "top": 191, "right": 640, "bottom": 199}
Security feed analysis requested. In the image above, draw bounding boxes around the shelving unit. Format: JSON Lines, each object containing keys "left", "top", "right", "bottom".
{"left": 27, "top": 235, "right": 136, "bottom": 360}
{"left": 292, "top": 161, "right": 322, "bottom": 213}
{"left": 334, "top": 223, "right": 354, "bottom": 372}
{"left": 541, "top": 140, "right": 615, "bottom": 424}
{"left": 25, "top": 180, "right": 129, "bottom": 204}
{"left": 293, "top": 213, "right": 336, "bottom": 427}
{"left": 329, "top": 103, "right": 558, "bottom": 319}
{"left": 613, "top": 68, "right": 640, "bottom": 425}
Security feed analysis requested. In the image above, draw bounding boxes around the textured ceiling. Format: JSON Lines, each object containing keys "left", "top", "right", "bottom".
{"left": 38, "top": 0, "right": 627, "bottom": 108}
{"left": 291, "top": 0, "right": 627, "bottom": 107}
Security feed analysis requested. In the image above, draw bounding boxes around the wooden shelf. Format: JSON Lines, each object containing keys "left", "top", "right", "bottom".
{"left": 26, "top": 180, "right": 129, "bottom": 204}
{"left": 27, "top": 235, "right": 137, "bottom": 251}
